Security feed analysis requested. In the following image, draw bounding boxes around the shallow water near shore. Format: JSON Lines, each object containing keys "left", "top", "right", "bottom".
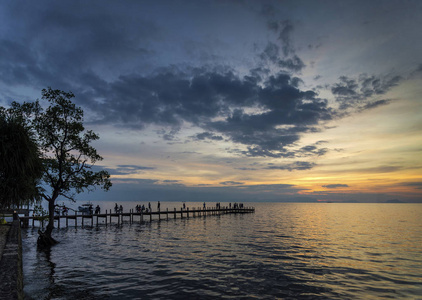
{"left": 22, "top": 202, "right": 422, "bottom": 299}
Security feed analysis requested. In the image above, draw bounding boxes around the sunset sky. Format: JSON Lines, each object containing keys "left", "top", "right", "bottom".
{"left": 1, "top": 0, "right": 421, "bottom": 203}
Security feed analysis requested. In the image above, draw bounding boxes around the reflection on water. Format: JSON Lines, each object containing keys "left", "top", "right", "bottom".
{"left": 22, "top": 203, "right": 422, "bottom": 299}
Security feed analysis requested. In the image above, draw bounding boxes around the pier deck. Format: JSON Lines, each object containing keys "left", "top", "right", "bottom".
{"left": 18, "top": 206, "right": 255, "bottom": 228}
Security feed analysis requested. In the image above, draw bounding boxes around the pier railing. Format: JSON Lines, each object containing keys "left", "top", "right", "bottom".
{"left": 18, "top": 206, "right": 255, "bottom": 228}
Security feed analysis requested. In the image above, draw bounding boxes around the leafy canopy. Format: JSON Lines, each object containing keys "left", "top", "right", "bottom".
{"left": 34, "top": 88, "right": 112, "bottom": 202}
{"left": 7, "top": 88, "right": 111, "bottom": 205}
{"left": 0, "top": 110, "right": 43, "bottom": 208}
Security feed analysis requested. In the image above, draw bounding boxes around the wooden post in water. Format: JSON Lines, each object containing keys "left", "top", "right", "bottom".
{"left": 75, "top": 211, "right": 77, "bottom": 227}
{"left": 187, "top": 207, "right": 189, "bottom": 218}
{"left": 180, "top": 207, "right": 183, "bottom": 219}
{"left": 57, "top": 215, "right": 60, "bottom": 228}
{"left": 149, "top": 212, "right": 152, "bottom": 222}
{"left": 174, "top": 208, "right": 176, "bottom": 219}
{"left": 166, "top": 208, "right": 169, "bottom": 220}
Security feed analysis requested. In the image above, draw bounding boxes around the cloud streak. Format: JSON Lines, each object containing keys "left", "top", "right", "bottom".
{"left": 322, "top": 184, "right": 349, "bottom": 189}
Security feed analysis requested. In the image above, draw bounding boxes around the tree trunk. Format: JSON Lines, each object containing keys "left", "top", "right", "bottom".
{"left": 37, "top": 198, "right": 58, "bottom": 248}
{"left": 45, "top": 198, "right": 55, "bottom": 237}
{"left": 37, "top": 229, "right": 57, "bottom": 248}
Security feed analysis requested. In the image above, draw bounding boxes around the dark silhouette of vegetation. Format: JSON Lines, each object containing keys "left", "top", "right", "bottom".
{"left": 0, "top": 109, "right": 43, "bottom": 209}
{"left": 6, "top": 88, "right": 112, "bottom": 246}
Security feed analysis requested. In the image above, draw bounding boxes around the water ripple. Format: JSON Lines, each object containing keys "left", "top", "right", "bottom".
{"left": 22, "top": 203, "right": 422, "bottom": 299}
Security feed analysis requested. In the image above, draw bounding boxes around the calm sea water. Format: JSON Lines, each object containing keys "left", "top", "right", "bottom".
{"left": 22, "top": 202, "right": 422, "bottom": 299}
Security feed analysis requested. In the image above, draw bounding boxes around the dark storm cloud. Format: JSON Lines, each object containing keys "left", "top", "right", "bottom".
{"left": 322, "top": 184, "right": 349, "bottom": 189}
{"left": 331, "top": 74, "right": 401, "bottom": 110}
{"left": 80, "top": 68, "right": 333, "bottom": 158}
{"left": 3, "top": 10, "right": 332, "bottom": 160}
{"left": 0, "top": 1, "right": 332, "bottom": 159}
{"left": 192, "top": 132, "right": 224, "bottom": 141}
{"left": 0, "top": 1, "right": 402, "bottom": 160}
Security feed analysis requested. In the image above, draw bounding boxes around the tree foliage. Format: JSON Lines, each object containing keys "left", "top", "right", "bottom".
{"left": 0, "top": 109, "right": 43, "bottom": 209}
{"left": 34, "top": 88, "right": 112, "bottom": 204}
{"left": 9, "top": 88, "right": 111, "bottom": 242}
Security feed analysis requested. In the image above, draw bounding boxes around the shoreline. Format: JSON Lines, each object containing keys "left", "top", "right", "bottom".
{"left": 0, "top": 221, "right": 24, "bottom": 300}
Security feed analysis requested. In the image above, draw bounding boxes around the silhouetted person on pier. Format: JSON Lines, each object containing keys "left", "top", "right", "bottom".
{"left": 114, "top": 203, "right": 118, "bottom": 213}
{"left": 157, "top": 201, "right": 160, "bottom": 212}
{"left": 229, "top": 203, "right": 231, "bottom": 209}
{"left": 203, "top": 202, "right": 206, "bottom": 209}
{"left": 183, "top": 202, "right": 186, "bottom": 210}
{"left": 148, "top": 202, "right": 151, "bottom": 211}
{"left": 95, "top": 205, "right": 100, "bottom": 214}
{"left": 89, "top": 204, "right": 93, "bottom": 215}
{"left": 119, "top": 205, "right": 123, "bottom": 213}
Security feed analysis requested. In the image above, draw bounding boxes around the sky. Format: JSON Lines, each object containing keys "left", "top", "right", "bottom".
{"left": 0, "top": 0, "right": 421, "bottom": 203}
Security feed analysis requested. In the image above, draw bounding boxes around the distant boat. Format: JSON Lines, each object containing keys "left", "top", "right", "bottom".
{"left": 78, "top": 202, "right": 93, "bottom": 213}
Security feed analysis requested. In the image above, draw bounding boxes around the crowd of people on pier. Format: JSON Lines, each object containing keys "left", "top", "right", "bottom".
{"left": 53, "top": 201, "right": 247, "bottom": 217}
{"left": 114, "top": 203, "right": 123, "bottom": 213}
{"left": 231, "top": 202, "right": 244, "bottom": 209}
{"left": 133, "top": 201, "right": 161, "bottom": 213}
{"left": 119, "top": 201, "right": 246, "bottom": 213}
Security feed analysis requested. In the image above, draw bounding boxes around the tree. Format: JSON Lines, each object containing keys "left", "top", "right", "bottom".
{"left": 11, "top": 88, "right": 112, "bottom": 246}
{"left": 0, "top": 111, "right": 43, "bottom": 209}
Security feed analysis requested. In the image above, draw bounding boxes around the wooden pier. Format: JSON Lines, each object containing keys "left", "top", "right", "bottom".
{"left": 18, "top": 206, "right": 255, "bottom": 228}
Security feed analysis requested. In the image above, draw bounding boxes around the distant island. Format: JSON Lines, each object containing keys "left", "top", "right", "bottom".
{"left": 384, "top": 199, "right": 405, "bottom": 203}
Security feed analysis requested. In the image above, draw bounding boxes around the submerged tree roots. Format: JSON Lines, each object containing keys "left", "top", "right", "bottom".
{"left": 37, "top": 229, "right": 58, "bottom": 248}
